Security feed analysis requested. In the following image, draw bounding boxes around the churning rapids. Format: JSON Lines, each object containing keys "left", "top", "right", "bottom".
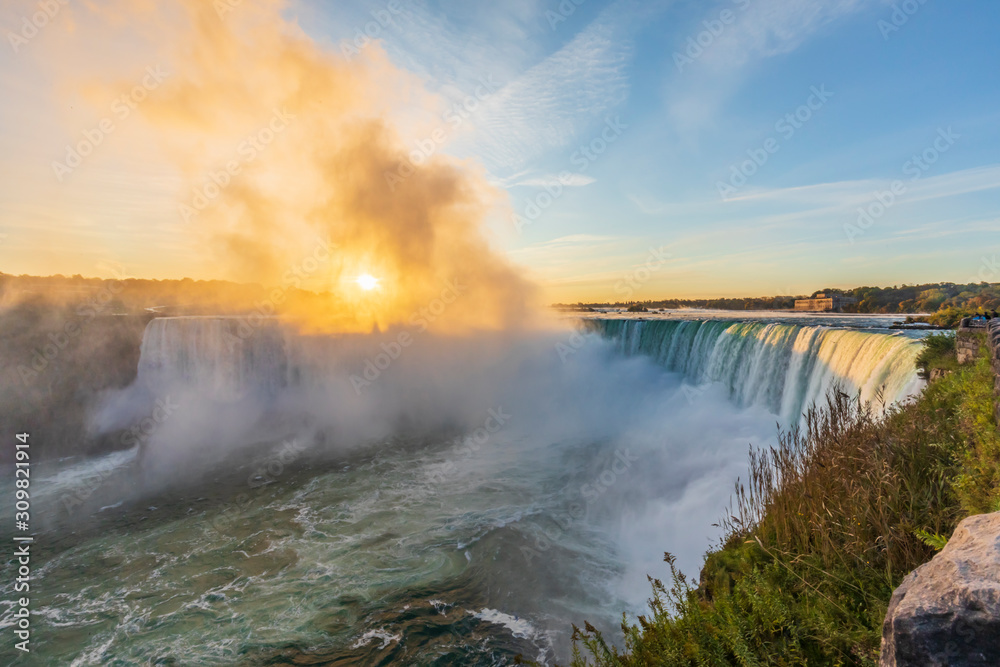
{"left": 0, "top": 314, "right": 925, "bottom": 665}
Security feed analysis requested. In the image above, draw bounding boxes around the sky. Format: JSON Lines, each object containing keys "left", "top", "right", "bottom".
{"left": 1, "top": 0, "right": 998, "bottom": 303}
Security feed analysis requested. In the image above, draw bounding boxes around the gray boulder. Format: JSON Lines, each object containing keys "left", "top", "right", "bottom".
{"left": 880, "top": 512, "right": 1000, "bottom": 666}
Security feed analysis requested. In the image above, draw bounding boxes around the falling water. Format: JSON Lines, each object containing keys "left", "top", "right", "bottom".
{"left": 585, "top": 319, "right": 924, "bottom": 422}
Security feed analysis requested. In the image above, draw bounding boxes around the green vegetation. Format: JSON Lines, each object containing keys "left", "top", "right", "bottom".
{"left": 836, "top": 283, "right": 999, "bottom": 315}
{"left": 554, "top": 282, "right": 1000, "bottom": 322}
{"left": 573, "top": 335, "right": 1000, "bottom": 667}
{"left": 0, "top": 271, "right": 319, "bottom": 315}
{"left": 0, "top": 297, "right": 152, "bottom": 463}
{"left": 921, "top": 307, "right": 982, "bottom": 328}
{"left": 914, "top": 332, "right": 958, "bottom": 378}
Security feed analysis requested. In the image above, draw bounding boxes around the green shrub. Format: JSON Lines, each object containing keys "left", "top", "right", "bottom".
{"left": 574, "top": 345, "right": 999, "bottom": 667}
{"left": 915, "top": 332, "right": 957, "bottom": 377}
{"left": 925, "top": 306, "right": 977, "bottom": 328}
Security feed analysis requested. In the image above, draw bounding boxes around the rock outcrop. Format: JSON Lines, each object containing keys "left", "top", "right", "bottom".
{"left": 880, "top": 512, "right": 1000, "bottom": 666}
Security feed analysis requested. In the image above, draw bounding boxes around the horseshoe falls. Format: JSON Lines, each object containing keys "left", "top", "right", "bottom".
{"left": 0, "top": 315, "right": 928, "bottom": 666}
{"left": 584, "top": 319, "right": 924, "bottom": 423}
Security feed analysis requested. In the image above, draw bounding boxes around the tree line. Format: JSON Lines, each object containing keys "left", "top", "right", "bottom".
{"left": 554, "top": 281, "right": 1000, "bottom": 317}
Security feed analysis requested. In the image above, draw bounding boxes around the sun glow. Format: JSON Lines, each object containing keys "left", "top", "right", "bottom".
{"left": 355, "top": 274, "right": 380, "bottom": 291}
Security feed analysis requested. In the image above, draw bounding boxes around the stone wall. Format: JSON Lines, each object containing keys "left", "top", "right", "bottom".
{"left": 989, "top": 320, "right": 1000, "bottom": 426}
{"left": 955, "top": 325, "right": 980, "bottom": 365}
{"left": 956, "top": 319, "right": 1000, "bottom": 426}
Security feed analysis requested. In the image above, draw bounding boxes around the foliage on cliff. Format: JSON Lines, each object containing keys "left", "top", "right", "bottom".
{"left": 0, "top": 296, "right": 153, "bottom": 463}
{"left": 921, "top": 306, "right": 984, "bottom": 328}
{"left": 836, "top": 283, "right": 1000, "bottom": 315}
{"left": 573, "top": 338, "right": 999, "bottom": 667}
{"left": 915, "top": 332, "right": 959, "bottom": 377}
{"left": 555, "top": 281, "right": 1000, "bottom": 317}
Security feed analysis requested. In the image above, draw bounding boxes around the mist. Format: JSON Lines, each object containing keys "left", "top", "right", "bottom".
{"left": 17, "top": 0, "right": 538, "bottom": 333}
{"left": 4, "top": 0, "right": 776, "bottom": 616}
{"left": 70, "top": 319, "right": 777, "bottom": 609}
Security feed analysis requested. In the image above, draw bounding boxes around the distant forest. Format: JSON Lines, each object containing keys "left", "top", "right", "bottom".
{"left": 3, "top": 273, "right": 999, "bottom": 323}
{"left": 554, "top": 282, "right": 1000, "bottom": 324}
{"left": 0, "top": 271, "right": 350, "bottom": 462}
{"left": 0, "top": 271, "right": 333, "bottom": 316}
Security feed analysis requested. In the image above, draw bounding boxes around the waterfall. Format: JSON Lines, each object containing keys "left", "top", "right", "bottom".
{"left": 132, "top": 316, "right": 924, "bottom": 422}
{"left": 585, "top": 319, "right": 924, "bottom": 422}
{"left": 137, "top": 317, "right": 290, "bottom": 401}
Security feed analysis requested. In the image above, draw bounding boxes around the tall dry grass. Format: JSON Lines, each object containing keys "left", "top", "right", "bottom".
{"left": 572, "top": 337, "right": 997, "bottom": 667}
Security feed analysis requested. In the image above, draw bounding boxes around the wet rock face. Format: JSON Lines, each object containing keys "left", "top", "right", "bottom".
{"left": 880, "top": 512, "right": 1000, "bottom": 667}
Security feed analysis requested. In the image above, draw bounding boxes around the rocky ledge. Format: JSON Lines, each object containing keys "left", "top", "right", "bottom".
{"left": 880, "top": 512, "right": 1000, "bottom": 666}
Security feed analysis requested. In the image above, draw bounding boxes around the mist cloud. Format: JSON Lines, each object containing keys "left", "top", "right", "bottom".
{"left": 36, "top": 0, "right": 538, "bottom": 333}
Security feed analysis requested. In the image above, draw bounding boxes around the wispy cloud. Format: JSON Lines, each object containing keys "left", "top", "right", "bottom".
{"left": 317, "top": 1, "right": 643, "bottom": 174}
{"left": 513, "top": 173, "right": 596, "bottom": 188}
{"left": 468, "top": 1, "right": 637, "bottom": 170}
{"left": 517, "top": 233, "right": 621, "bottom": 250}
{"left": 729, "top": 163, "right": 1000, "bottom": 209}
{"left": 665, "top": 0, "right": 877, "bottom": 133}
{"left": 703, "top": 0, "right": 872, "bottom": 69}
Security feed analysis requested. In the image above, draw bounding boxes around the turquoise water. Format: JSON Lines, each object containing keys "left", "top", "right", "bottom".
{"left": 0, "top": 316, "right": 924, "bottom": 665}
{"left": 585, "top": 318, "right": 923, "bottom": 423}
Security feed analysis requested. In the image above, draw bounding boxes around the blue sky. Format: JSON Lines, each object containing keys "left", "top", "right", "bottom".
{"left": 296, "top": 0, "right": 1000, "bottom": 301}
{"left": 0, "top": 0, "right": 997, "bottom": 303}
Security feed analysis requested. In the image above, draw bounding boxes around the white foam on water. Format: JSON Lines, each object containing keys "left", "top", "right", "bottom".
{"left": 429, "top": 599, "right": 451, "bottom": 615}
{"left": 473, "top": 608, "right": 538, "bottom": 640}
{"left": 351, "top": 628, "right": 402, "bottom": 649}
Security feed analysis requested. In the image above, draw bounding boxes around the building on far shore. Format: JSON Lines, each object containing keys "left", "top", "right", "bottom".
{"left": 794, "top": 293, "right": 858, "bottom": 312}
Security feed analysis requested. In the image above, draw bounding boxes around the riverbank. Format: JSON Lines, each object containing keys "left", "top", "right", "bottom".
{"left": 573, "top": 330, "right": 1000, "bottom": 666}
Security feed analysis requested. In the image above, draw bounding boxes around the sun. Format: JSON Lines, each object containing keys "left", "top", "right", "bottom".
{"left": 355, "top": 273, "right": 380, "bottom": 291}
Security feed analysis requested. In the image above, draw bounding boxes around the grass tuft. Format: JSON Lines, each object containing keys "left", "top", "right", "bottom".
{"left": 573, "top": 339, "right": 999, "bottom": 667}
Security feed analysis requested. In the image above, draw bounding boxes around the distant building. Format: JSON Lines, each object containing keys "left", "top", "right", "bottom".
{"left": 794, "top": 293, "right": 858, "bottom": 312}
